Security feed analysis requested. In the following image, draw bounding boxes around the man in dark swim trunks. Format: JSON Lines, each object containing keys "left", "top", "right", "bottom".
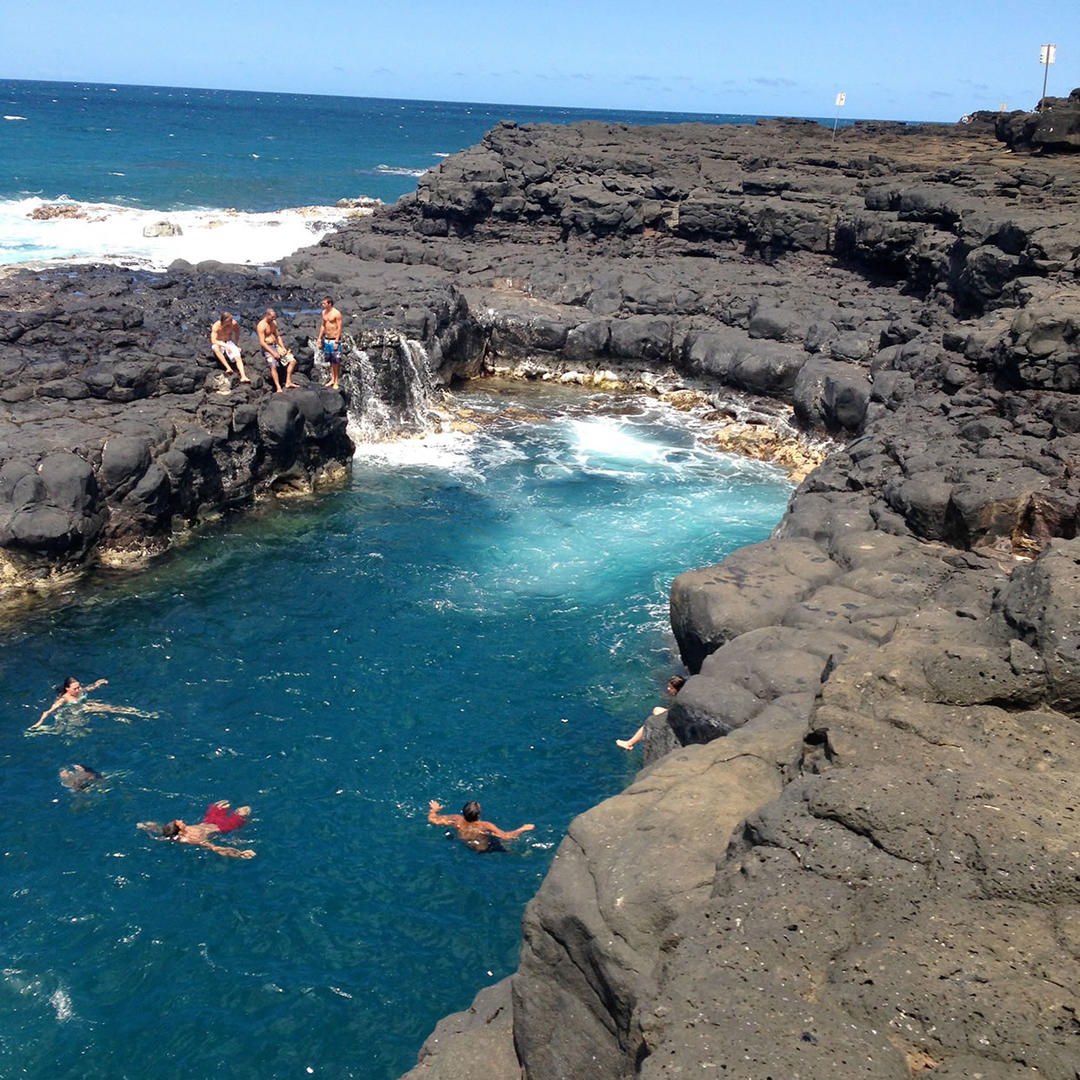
{"left": 138, "top": 800, "right": 255, "bottom": 859}
{"left": 427, "top": 799, "right": 534, "bottom": 853}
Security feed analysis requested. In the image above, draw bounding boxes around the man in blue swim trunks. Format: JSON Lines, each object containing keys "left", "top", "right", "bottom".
{"left": 316, "top": 295, "right": 343, "bottom": 390}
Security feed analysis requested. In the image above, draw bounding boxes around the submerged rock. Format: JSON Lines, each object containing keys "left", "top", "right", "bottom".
{"left": 141, "top": 220, "right": 183, "bottom": 237}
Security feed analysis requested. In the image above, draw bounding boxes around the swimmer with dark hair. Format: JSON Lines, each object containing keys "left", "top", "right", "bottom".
{"left": 32, "top": 675, "right": 157, "bottom": 730}
{"left": 34, "top": 676, "right": 107, "bottom": 727}
{"left": 59, "top": 764, "right": 103, "bottom": 791}
{"left": 616, "top": 674, "right": 687, "bottom": 751}
{"left": 427, "top": 799, "right": 534, "bottom": 853}
{"left": 139, "top": 800, "right": 255, "bottom": 859}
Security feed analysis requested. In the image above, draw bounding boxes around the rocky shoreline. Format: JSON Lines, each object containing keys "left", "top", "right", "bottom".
{"left": 3, "top": 96, "right": 1080, "bottom": 1078}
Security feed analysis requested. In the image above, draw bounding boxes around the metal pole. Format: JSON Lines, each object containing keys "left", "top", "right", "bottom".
{"left": 1038, "top": 44, "right": 1056, "bottom": 110}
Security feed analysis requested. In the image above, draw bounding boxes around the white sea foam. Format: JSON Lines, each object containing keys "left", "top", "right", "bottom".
{"left": 375, "top": 164, "right": 428, "bottom": 177}
{"left": 0, "top": 196, "right": 363, "bottom": 269}
{"left": 351, "top": 430, "right": 475, "bottom": 472}
{"left": 568, "top": 417, "right": 664, "bottom": 465}
{"left": 50, "top": 987, "right": 73, "bottom": 1022}
{"left": 3, "top": 114, "right": 28, "bottom": 121}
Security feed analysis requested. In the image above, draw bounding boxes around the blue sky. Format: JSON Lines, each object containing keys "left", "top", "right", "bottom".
{"left": 4, "top": 0, "right": 1077, "bottom": 121}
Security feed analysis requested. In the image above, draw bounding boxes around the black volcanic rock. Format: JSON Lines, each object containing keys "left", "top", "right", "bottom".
{"left": 335, "top": 119, "right": 1078, "bottom": 1080}
{"left": 996, "top": 89, "right": 1080, "bottom": 152}
{"left": 0, "top": 268, "right": 354, "bottom": 591}
{"left": 4, "top": 115, "right": 1080, "bottom": 1080}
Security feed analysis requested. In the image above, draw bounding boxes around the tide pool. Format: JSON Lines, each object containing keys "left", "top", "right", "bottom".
{"left": 0, "top": 386, "right": 791, "bottom": 1079}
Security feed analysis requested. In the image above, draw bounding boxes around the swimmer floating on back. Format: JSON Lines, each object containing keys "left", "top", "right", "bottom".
{"left": 31, "top": 676, "right": 158, "bottom": 731}
{"left": 139, "top": 800, "right": 255, "bottom": 859}
{"left": 427, "top": 799, "right": 534, "bottom": 853}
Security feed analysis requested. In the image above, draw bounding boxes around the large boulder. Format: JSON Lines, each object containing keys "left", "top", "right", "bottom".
{"left": 995, "top": 90, "right": 1080, "bottom": 152}
{"left": 683, "top": 327, "right": 807, "bottom": 398}
{"left": 995, "top": 537, "right": 1080, "bottom": 711}
{"left": 670, "top": 538, "right": 839, "bottom": 671}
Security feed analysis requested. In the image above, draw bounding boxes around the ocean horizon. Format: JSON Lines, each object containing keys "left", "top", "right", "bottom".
{"left": 0, "top": 77, "right": 872, "bottom": 269}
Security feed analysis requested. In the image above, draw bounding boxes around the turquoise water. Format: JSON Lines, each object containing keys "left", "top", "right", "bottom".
{"left": 0, "top": 386, "right": 791, "bottom": 1079}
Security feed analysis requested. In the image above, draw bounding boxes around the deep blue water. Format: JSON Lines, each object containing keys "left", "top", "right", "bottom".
{"left": 0, "top": 79, "right": 858, "bottom": 266}
{"left": 0, "top": 78, "right": 843, "bottom": 210}
{"left": 0, "top": 387, "right": 792, "bottom": 1080}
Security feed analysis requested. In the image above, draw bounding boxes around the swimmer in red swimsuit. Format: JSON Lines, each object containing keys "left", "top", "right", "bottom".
{"left": 138, "top": 800, "right": 255, "bottom": 858}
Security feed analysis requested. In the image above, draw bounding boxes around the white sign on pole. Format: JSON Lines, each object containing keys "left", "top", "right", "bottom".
{"left": 1040, "top": 44, "right": 1057, "bottom": 65}
{"left": 835, "top": 92, "right": 847, "bottom": 107}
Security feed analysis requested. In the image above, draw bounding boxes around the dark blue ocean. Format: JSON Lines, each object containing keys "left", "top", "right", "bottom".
{"left": 0, "top": 79, "right": 785, "bottom": 211}
{"left": 0, "top": 81, "right": 796, "bottom": 1079}
{"left": 0, "top": 79, "right": 840, "bottom": 267}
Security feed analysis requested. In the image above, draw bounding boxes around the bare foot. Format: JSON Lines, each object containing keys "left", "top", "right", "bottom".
{"left": 322, "top": 380, "right": 334, "bottom": 387}
{"left": 239, "top": 377, "right": 251, "bottom": 384}
{"left": 275, "top": 387, "right": 283, "bottom": 393}
{"left": 616, "top": 739, "right": 634, "bottom": 750}
{"left": 224, "top": 367, "right": 236, "bottom": 375}
{"left": 212, "top": 799, "right": 230, "bottom": 809}
{"left": 284, "top": 382, "right": 298, "bottom": 389}
{"left": 236, "top": 806, "right": 251, "bottom": 817}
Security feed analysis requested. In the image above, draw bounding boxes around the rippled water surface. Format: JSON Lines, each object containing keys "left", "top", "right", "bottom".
{"left": 0, "top": 386, "right": 791, "bottom": 1079}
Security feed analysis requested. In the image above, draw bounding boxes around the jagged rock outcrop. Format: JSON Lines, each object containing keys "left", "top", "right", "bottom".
{"left": 0, "top": 268, "right": 354, "bottom": 597}
{"left": 354, "top": 122, "right": 1078, "bottom": 1079}
{"left": 995, "top": 89, "right": 1080, "bottom": 153}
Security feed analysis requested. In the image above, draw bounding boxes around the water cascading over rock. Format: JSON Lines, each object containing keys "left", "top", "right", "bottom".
{"left": 329, "top": 330, "right": 438, "bottom": 442}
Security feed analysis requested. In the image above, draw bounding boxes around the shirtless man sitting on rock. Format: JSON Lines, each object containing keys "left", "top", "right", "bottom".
{"left": 257, "top": 307, "right": 298, "bottom": 392}
{"left": 210, "top": 312, "right": 250, "bottom": 383}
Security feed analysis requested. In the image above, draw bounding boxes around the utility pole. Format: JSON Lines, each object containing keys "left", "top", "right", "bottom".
{"left": 1039, "top": 44, "right": 1056, "bottom": 110}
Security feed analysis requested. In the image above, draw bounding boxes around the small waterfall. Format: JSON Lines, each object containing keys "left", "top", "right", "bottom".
{"left": 318, "top": 331, "right": 437, "bottom": 444}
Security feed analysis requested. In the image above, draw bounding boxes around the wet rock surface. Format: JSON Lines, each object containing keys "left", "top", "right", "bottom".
{"left": 0, "top": 266, "right": 357, "bottom": 600}
{"left": 4, "top": 111, "right": 1080, "bottom": 1078}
